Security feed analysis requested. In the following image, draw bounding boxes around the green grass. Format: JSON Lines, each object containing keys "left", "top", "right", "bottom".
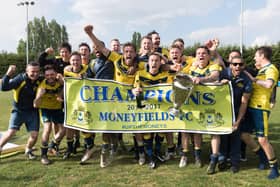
{"left": 0, "top": 88, "right": 280, "bottom": 186}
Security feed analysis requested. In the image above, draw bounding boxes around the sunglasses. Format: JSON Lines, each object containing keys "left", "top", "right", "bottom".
{"left": 231, "top": 62, "right": 244, "bottom": 67}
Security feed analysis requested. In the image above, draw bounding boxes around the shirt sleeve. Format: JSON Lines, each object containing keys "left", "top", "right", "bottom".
{"left": 0, "top": 74, "right": 24, "bottom": 91}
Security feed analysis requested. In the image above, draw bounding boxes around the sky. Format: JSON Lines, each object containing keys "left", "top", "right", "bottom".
{"left": 1, "top": 0, "right": 280, "bottom": 53}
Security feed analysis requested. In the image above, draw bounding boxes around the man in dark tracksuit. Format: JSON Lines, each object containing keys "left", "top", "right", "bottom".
{"left": 0, "top": 62, "right": 42, "bottom": 159}
{"left": 218, "top": 56, "right": 252, "bottom": 173}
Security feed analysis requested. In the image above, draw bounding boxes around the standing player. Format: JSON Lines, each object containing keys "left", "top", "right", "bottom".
{"left": 184, "top": 46, "right": 222, "bottom": 174}
{"left": 133, "top": 52, "right": 172, "bottom": 169}
{"left": 63, "top": 52, "right": 95, "bottom": 164}
{"left": 241, "top": 46, "right": 279, "bottom": 179}
{"left": 218, "top": 56, "right": 252, "bottom": 173}
{"left": 38, "top": 42, "right": 76, "bottom": 152}
{"left": 33, "top": 65, "right": 65, "bottom": 165}
{"left": 84, "top": 24, "right": 145, "bottom": 167}
{"left": 0, "top": 62, "right": 41, "bottom": 159}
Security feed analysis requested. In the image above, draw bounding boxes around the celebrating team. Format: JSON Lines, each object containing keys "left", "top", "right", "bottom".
{"left": 0, "top": 24, "right": 279, "bottom": 180}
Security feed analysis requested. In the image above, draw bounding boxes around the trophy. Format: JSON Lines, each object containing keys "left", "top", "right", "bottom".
{"left": 169, "top": 72, "right": 194, "bottom": 117}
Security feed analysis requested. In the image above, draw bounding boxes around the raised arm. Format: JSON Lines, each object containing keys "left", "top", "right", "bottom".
{"left": 1, "top": 65, "right": 23, "bottom": 91}
{"left": 84, "top": 25, "right": 110, "bottom": 57}
{"left": 205, "top": 38, "right": 226, "bottom": 69}
{"left": 38, "top": 47, "right": 55, "bottom": 68}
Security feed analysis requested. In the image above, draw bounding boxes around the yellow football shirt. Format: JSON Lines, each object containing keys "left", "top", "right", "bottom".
{"left": 37, "top": 80, "right": 63, "bottom": 109}
{"left": 108, "top": 51, "right": 145, "bottom": 85}
{"left": 249, "top": 63, "right": 279, "bottom": 110}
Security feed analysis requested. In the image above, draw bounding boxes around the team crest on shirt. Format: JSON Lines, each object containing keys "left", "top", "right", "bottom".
{"left": 197, "top": 108, "right": 224, "bottom": 128}
{"left": 72, "top": 105, "right": 93, "bottom": 124}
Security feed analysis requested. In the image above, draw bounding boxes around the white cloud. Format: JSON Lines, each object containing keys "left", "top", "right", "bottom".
{"left": 243, "top": 0, "right": 280, "bottom": 46}
{"left": 186, "top": 0, "right": 280, "bottom": 47}
{"left": 3, "top": 0, "right": 280, "bottom": 53}
{"left": 67, "top": 0, "right": 224, "bottom": 49}
{"left": 0, "top": 0, "right": 72, "bottom": 52}
{"left": 187, "top": 26, "right": 240, "bottom": 46}
{"left": 251, "top": 35, "right": 270, "bottom": 46}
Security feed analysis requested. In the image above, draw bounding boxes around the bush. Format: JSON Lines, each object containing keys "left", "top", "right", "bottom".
{"left": 0, "top": 53, "right": 36, "bottom": 77}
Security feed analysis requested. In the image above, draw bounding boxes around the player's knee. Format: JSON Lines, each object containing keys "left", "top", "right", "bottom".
{"left": 30, "top": 131, "right": 39, "bottom": 139}
{"left": 258, "top": 137, "right": 269, "bottom": 147}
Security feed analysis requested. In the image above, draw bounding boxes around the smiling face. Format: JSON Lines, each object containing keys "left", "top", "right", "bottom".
{"left": 230, "top": 57, "right": 245, "bottom": 77}
{"left": 26, "top": 64, "right": 40, "bottom": 81}
{"left": 60, "top": 47, "right": 71, "bottom": 62}
{"left": 110, "top": 40, "right": 121, "bottom": 53}
{"left": 151, "top": 33, "right": 160, "bottom": 49}
{"left": 44, "top": 68, "right": 57, "bottom": 85}
{"left": 70, "top": 53, "right": 82, "bottom": 70}
{"left": 195, "top": 47, "right": 210, "bottom": 68}
{"left": 140, "top": 37, "right": 152, "bottom": 53}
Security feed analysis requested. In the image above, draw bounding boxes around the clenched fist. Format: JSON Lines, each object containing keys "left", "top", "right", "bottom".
{"left": 6, "top": 65, "right": 16, "bottom": 77}
{"left": 84, "top": 25, "right": 94, "bottom": 35}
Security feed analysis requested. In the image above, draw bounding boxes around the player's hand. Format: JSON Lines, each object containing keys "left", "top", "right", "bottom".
{"left": 270, "top": 102, "right": 276, "bottom": 109}
{"left": 205, "top": 38, "right": 219, "bottom": 51}
{"left": 84, "top": 25, "right": 93, "bottom": 35}
{"left": 127, "top": 65, "right": 138, "bottom": 75}
{"left": 45, "top": 47, "right": 54, "bottom": 55}
{"left": 132, "top": 87, "right": 142, "bottom": 96}
{"left": 232, "top": 122, "right": 239, "bottom": 132}
{"left": 56, "top": 95, "right": 64, "bottom": 102}
{"left": 56, "top": 73, "right": 64, "bottom": 85}
{"left": 220, "top": 79, "right": 229, "bottom": 84}
{"left": 37, "top": 88, "right": 46, "bottom": 98}
{"left": 6, "top": 65, "right": 16, "bottom": 77}
{"left": 170, "top": 63, "right": 182, "bottom": 72}
{"left": 192, "top": 77, "right": 201, "bottom": 84}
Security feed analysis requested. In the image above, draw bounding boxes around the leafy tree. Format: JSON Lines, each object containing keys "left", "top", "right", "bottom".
{"left": 17, "top": 16, "right": 69, "bottom": 59}
{"left": 17, "top": 39, "right": 26, "bottom": 55}
{"left": 131, "top": 32, "right": 141, "bottom": 51}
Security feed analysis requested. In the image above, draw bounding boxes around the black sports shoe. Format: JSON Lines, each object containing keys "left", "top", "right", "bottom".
{"left": 231, "top": 165, "right": 239, "bottom": 173}
{"left": 73, "top": 139, "right": 80, "bottom": 154}
{"left": 154, "top": 153, "right": 165, "bottom": 163}
{"left": 218, "top": 161, "right": 227, "bottom": 171}
{"left": 25, "top": 150, "right": 36, "bottom": 160}
{"left": 63, "top": 151, "right": 71, "bottom": 160}
{"left": 148, "top": 157, "right": 156, "bottom": 169}
{"left": 207, "top": 162, "right": 216, "bottom": 175}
